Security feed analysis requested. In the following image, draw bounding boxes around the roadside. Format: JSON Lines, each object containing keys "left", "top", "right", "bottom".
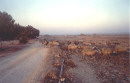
{"left": 0, "top": 40, "right": 36, "bottom": 57}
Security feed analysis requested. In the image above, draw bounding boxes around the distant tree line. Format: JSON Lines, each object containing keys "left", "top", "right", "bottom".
{"left": 0, "top": 11, "right": 39, "bottom": 43}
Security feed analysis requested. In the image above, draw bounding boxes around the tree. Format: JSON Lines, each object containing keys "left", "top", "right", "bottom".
{"left": 0, "top": 11, "right": 15, "bottom": 40}
{"left": 0, "top": 11, "right": 40, "bottom": 43}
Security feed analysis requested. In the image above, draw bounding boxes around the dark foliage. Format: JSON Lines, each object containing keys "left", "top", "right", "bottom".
{"left": 0, "top": 11, "right": 39, "bottom": 41}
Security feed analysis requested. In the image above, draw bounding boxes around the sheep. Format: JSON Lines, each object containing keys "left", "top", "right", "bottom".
{"left": 101, "top": 48, "right": 112, "bottom": 55}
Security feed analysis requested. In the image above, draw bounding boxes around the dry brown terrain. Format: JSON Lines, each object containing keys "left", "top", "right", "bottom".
{"left": 0, "top": 35, "right": 129, "bottom": 83}
{"left": 0, "top": 40, "right": 51, "bottom": 83}
{"left": 41, "top": 34, "right": 129, "bottom": 83}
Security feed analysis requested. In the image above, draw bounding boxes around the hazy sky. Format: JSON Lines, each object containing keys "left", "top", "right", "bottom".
{"left": 0, "top": 0, "right": 129, "bottom": 35}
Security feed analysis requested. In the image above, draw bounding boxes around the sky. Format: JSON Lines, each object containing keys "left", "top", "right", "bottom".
{"left": 0, "top": 0, "right": 129, "bottom": 35}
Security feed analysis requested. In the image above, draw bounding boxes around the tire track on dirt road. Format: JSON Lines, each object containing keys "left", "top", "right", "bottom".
{"left": 0, "top": 41, "right": 49, "bottom": 83}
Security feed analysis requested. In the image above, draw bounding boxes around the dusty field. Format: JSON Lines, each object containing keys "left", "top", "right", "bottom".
{"left": 41, "top": 34, "right": 129, "bottom": 83}
{"left": 0, "top": 35, "right": 129, "bottom": 83}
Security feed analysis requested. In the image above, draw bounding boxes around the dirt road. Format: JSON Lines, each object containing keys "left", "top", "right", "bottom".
{"left": 0, "top": 41, "right": 48, "bottom": 83}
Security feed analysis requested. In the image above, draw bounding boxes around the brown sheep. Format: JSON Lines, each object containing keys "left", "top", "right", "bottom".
{"left": 101, "top": 48, "right": 112, "bottom": 55}
{"left": 52, "top": 41, "right": 59, "bottom": 46}
{"left": 115, "top": 45, "right": 128, "bottom": 53}
{"left": 68, "top": 44, "right": 77, "bottom": 50}
{"left": 82, "top": 48, "right": 96, "bottom": 56}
